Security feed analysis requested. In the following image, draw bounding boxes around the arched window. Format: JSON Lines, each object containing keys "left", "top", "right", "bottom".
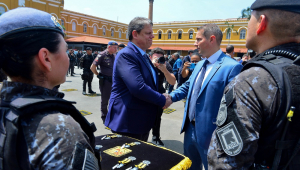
{"left": 178, "top": 30, "right": 182, "bottom": 39}
{"left": 61, "top": 19, "right": 64, "bottom": 26}
{"left": 168, "top": 31, "right": 172, "bottom": 39}
{"left": 126, "top": 32, "right": 128, "bottom": 39}
{"left": 83, "top": 24, "right": 87, "bottom": 33}
{"left": 103, "top": 27, "right": 106, "bottom": 35}
{"left": 72, "top": 22, "right": 76, "bottom": 31}
{"left": 93, "top": 25, "right": 97, "bottom": 34}
{"left": 189, "top": 31, "right": 193, "bottom": 39}
{"left": 111, "top": 29, "right": 114, "bottom": 37}
{"left": 240, "top": 29, "right": 246, "bottom": 39}
{"left": 158, "top": 31, "right": 162, "bottom": 39}
{"left": 226, "top": 31, "right": 231, "bottom": 39}
{"left": 0, "top": 6, "right": 5, "bottom": 15}
{"left": 119, "top": 30, "right": 122, "bottom": 38}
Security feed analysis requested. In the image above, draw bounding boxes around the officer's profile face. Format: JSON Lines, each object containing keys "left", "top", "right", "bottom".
{"left": 246, "top": 11, "right": 259, "bottom": 51}
{"left": 108, "top": 45, "right": 118, "bottom": 54}
{"left": 87, "top": 50, "right": 92, "bottom": 55}
{"left": 50, "top": 35, "right": 69, "bottom": 86}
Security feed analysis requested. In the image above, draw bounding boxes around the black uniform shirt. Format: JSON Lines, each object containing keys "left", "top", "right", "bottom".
{"left": 157, "top": 62, "right": 173, "bottom": 93}
{"left": 93, "top": 49, "right": 115, "bottom": 76}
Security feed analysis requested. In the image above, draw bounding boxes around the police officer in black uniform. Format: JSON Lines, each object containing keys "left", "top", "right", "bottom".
{"left": 91, "top": 41, "right": 118, "bottom": 123}
{"left": 208, "top": 0, "right": 300, "bottom": 169}
{"left": 81, "top": 47, "right": 96, "bottom": 95}
{"left": 0, "top": 7, "right": 99, "bottom": 169}
{"left": 77, "top": 50, "right": 83, "bottom": 69}
{"left": 68, "top": 49, "right": 76, "bottom": 76}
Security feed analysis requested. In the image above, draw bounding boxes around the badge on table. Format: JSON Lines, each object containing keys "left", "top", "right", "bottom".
{"left": 112, "top": 156, "right": 136, "bottom": 169}
{"left": 101, "top": 134, "right": 122, "bottom": 140}
{"left": 103, "top": 146, "right": 132, "bottom": 157}
{"left": 126, "top": 160, "right": 151, "bottom": 170}
{"left": 216, "top": 121, "right": 243, "bottom": 156}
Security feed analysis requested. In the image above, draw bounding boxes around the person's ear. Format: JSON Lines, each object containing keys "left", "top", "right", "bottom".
{"left": 257, "top": 14, "right": 267, "bottom": 35}
{"left": 132, "top": 30, "right": 138, "bottom": 39}
{"left": 37, "top": 48, "right": 52, "bottom": 72}
{"left": 210, "top": 35, "right": 216, "bottom": 43}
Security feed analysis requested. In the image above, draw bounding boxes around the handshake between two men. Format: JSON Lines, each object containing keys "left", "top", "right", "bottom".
{"left": 163, "top": 93, "right": 172, "bottom": 110}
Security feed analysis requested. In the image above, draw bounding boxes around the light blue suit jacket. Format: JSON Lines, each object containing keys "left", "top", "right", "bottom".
{"left": 170, "top": 52, "right": 243, "bottom": 149}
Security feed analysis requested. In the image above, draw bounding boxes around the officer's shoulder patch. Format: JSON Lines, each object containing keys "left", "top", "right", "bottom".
{"left": 216, "top": 121, "right": 243, "bottom": 156}
{"left": 216, "top": 95, "right": 227, "bottom": 126}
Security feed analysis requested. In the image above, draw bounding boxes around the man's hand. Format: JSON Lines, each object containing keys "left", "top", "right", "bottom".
{"left": 163, "top": 93, "right": 172, "bottom": 109}
{"left": 154, "top": 62, "right": 167, "bottom": 73}
{"left": 183, "top": 61, "right": 191, "bottom": 70}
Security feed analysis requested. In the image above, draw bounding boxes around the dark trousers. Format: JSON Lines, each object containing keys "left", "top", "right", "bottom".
{"left": 112, "top": 131, "right": 150, "bottom": 142}
{"left": 69, "top": 62, "right": 74, "bottom": 75}
{"left": 99, "top": 79, "right": 112, "bottom": 119}
{"left": 83, "top": 73, "right": 93, "bottom": 91}
{"left": 152, "top": 107, "right": 163, "bottom": 137}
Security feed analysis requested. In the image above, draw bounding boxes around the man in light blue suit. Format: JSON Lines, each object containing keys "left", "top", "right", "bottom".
{"left": 164, "top": 24, "right": 243, "bottom": 169}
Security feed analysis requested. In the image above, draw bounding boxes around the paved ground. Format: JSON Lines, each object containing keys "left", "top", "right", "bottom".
{"left": 60, "top": 67, "right": 186, "bottom": 154}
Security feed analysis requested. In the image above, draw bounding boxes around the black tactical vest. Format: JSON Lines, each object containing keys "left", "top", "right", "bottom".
{"left": 0, "top": 96, "right": 98, "bottom": 170}
{"left": 242, "top": 50, "right": 300, "bottom": 170}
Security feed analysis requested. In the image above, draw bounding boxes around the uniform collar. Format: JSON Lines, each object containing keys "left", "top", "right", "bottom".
{"left": 0, "top": 81, "right": 64, "bottom": 103}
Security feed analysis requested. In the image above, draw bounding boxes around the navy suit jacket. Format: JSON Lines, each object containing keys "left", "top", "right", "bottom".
{"left": 105, "top": 42, "right": 166, "bottom": 134}
{"left": 170, "top": 52, "right": 243, "bottom": 149}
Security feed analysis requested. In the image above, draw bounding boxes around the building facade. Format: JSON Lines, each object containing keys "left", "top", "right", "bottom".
{"left": 152, "top": 19, "right": 248, "bottom": 56}
{"left": 1, "top": 0, "right": 248, "bottom": 56}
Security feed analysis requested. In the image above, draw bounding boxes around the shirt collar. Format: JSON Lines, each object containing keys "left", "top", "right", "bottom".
{"left": 206, "top": 49, "right": 222, "bottom": 64}
{"left": 131, "top": 42, "right": 146, "bottom": 56}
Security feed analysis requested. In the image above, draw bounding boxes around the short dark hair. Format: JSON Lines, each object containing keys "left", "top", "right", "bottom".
{"left": 188, "top": 50, "right": 194, "bottom": 55}
{"left": 128, "top": 17, "right": 153, "bottom": 41}
{"left": 226, "top": 45, "right": 234, "bottom": 53}
{"left": 0, "top": 31, "right": 61, "bottom": 81}
{"left": 150, "top": 47, "right": 165, "bottom": 56}
{"left": 197, "top": 24, "right": 223, "bottom": 45}
{"left": 254, "top": 9, "right": 300, "bottom": 41}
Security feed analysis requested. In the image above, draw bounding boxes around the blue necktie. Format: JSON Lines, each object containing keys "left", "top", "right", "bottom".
{"left": 188, "top": 60, "right": 209, "bottom": 121}
{"left": 143, "top": 54, "right": 156, "bottom": 84}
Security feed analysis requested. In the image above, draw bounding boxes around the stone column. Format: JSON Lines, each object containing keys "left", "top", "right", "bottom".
{"left": 148, "top": 0, "right": 154, "bottom": 21}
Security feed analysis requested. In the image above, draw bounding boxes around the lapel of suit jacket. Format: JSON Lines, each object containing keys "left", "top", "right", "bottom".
{"left": 198, "top": 53, "right": 225, "bottom": 97}
{"left": 128, "top": 42, "right": 157, "bottom": 89}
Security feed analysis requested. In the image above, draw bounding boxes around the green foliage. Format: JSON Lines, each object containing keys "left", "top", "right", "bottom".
{"left": 224, "top": 21, "right": 238, "bottom": 45}
{"left": 238, "top": 7, "right": 251, "bottom": 20}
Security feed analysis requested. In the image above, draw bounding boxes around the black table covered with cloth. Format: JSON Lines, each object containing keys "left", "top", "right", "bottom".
{"left": 95, "top": 134, "right": 192, "bottom": 170}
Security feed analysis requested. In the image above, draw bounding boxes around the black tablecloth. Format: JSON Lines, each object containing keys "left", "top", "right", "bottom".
{"left": 95, "top": 134, "right": 191, "bottom": 170}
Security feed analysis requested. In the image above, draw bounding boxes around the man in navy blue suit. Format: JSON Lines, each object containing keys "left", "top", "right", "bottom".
{"left": 105, "top": 17, "right": 172, "bottom": 142}
{"left": 164, "top": 24, "right": 243, "bottom": 169}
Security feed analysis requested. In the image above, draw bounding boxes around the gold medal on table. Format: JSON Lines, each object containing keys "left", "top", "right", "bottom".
{"left": 112, "top": 156, "right": 136, "bottom": 169}
{"left": 125, "top": 160, "right": 151, "bottom": 170}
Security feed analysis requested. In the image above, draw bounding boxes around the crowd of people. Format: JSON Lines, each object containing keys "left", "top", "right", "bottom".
{"left": 0, "top": 0, "right": 300, "bottom": 169}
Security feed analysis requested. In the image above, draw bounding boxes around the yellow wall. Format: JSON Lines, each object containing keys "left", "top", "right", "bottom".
{"left": 0, "top": 0, "right": 63, "bottom": 21}
{"left": 61, "top": 9, "right": 129, "bottom": 44}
